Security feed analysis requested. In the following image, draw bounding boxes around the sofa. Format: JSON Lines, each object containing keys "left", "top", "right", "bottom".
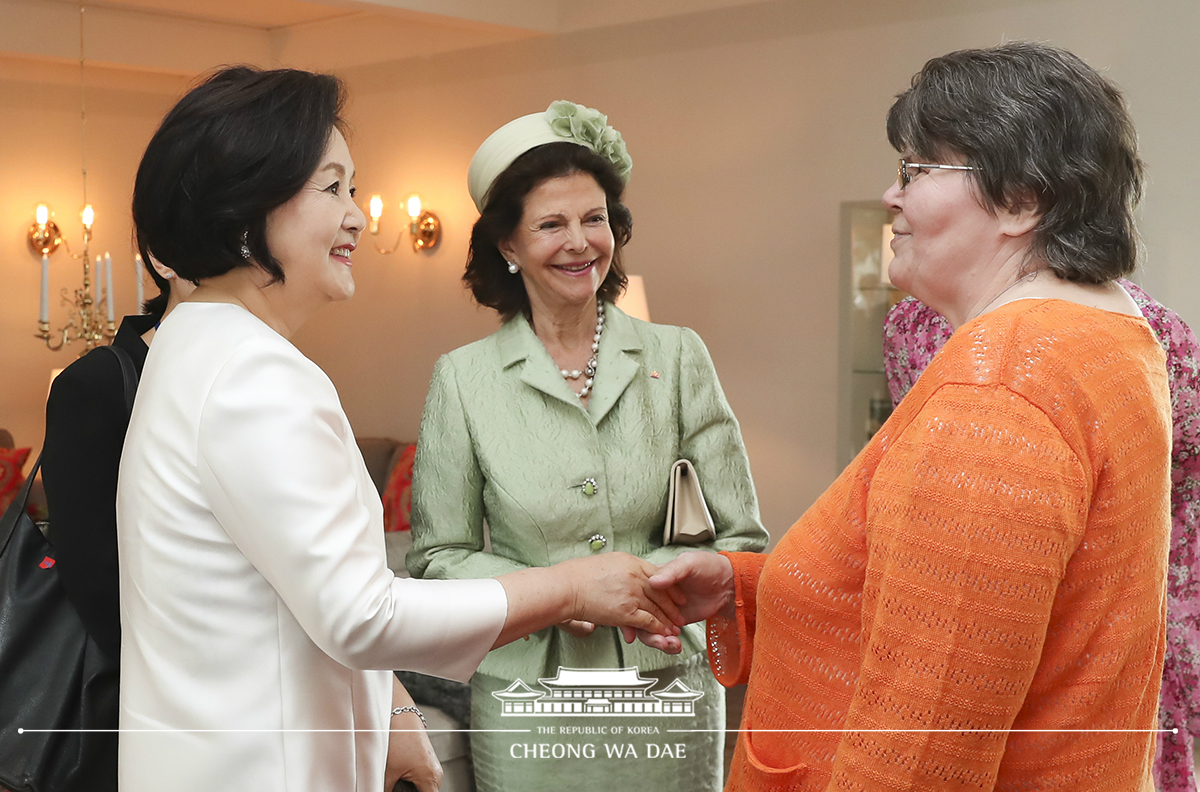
{"left": 0, "top": 429, "right": 46, "bottom": 519}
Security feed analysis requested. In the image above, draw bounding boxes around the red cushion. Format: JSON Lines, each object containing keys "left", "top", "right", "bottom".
{"left": 0, "top": 446, "right": 31, "bottom": 515}
{"left": 381, "top": 444, "right": 417, "bottom": 533}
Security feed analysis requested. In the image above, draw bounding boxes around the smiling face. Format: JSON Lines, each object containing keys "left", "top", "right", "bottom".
{"left": 264, "top": 128, "right": 365, "bottom": 307}
{"left": 881, "top": 153, "right": 1020, "bottom": 318}
{"left": 498, "top": 172, "right": 614, "bottom": 319}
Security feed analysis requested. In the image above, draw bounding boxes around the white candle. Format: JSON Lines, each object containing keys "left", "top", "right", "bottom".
{"left": 40, "top": 254, "right": 49, "bottom": 324}
{"left": 104, "top": 253, "right": 115, "bottom": 322}
{"left": 134, "top": 254, "right": 145, "bottom": 312}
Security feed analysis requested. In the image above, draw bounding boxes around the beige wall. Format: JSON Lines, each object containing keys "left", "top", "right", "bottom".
{"left": 2, "top": 0, "right": 1197, "bottom": 540}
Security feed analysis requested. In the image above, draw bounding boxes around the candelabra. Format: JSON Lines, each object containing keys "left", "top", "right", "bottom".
{"left": 30, "top": 5, "right": 119, "bottom": 355}
{"left": 30, "top": 203, "right": 115, "bottom": 354}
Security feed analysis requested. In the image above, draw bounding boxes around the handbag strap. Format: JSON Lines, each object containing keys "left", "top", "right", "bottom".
{"left": 99, "top": 343, "right": 139, "bottom": 418}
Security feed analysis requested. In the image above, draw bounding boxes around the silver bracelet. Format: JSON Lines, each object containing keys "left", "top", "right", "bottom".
{"left": 391, "top": 705, "right": 427, "bottom": 728}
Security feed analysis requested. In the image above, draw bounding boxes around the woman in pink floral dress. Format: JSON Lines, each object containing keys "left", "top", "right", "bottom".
{"left": 883, "top": 281, "right": 1200, "bottom": 792}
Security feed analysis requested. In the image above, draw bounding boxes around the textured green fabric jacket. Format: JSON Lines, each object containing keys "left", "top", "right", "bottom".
{"left": 407, "top": 304, "right": 768, "bottom": 678}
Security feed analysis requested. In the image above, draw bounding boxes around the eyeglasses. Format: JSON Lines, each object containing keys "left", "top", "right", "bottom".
{"left": 897, "top": 158, "right": 976, "bottom": 190}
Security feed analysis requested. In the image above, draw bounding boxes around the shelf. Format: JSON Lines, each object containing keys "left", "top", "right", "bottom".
{"left": 839, "top": 201, "right": 896, "bottom": 470}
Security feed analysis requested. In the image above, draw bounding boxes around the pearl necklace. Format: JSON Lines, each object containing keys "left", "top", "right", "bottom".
{"left": 559, "top": 303, "right": 605, "bottom": 399}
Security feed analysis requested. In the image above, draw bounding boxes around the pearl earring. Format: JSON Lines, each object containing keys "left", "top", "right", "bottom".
{"left": 240, "top": 231, "right": 251, "bottom": 260}
{"left": 507, "top": 260, "right": 519, "bottom": 274}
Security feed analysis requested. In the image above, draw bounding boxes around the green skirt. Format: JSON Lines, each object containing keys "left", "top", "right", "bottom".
{"left": 469, "top": 652, "right": 725, "bottom": 792}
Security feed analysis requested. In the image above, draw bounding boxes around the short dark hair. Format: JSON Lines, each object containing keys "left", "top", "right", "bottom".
{"left": 132, "top": 66, "right": 347, "bottom": 285}
{"left": 886, "top": 41, "right": 1143, "bottom": 283}
{"left": 465, "top": 142, "right": 632, "bottom": 321}
{"left": 140, "top": 258, "right": 170, "bottom": 321}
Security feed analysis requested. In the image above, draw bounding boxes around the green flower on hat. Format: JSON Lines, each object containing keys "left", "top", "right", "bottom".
{"left": 545, "top": 100, "right": 632, "bottom": 182}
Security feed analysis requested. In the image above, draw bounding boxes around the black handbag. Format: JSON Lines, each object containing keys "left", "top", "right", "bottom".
{"left": 0, "top": 345, "right": 135, "bottom": 792}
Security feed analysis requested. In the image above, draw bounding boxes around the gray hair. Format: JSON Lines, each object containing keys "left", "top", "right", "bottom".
{"left": 887, "top": 41, "right": 1143, "bottom": 283}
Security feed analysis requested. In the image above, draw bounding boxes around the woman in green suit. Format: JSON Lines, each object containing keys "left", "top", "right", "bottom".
{"left": 408, "top": 101, "right": 768, "bottom": 792}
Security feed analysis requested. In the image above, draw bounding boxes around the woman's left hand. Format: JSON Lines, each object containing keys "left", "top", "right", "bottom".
{"left": 385, "top": 679, "right": 442, "bottom": 792}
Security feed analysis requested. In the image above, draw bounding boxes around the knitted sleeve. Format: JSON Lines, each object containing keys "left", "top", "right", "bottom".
{"left": 707, "top": 550, "right": 769, "bottom": 687}
{"left": 828, "top": 382, "right": 1089, "bottom": 790}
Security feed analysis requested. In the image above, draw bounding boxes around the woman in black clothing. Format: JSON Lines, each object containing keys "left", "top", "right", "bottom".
{"left": 39, "top": 256, "right": 193, "bottom": 792}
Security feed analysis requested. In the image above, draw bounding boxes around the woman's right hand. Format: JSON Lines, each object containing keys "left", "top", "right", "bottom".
{"left": 627, "top": 552, "right": 736, "bottom": 653}
{"left": 560, "top": 552, "right": 685, "bottom": 635}
{"left": 492, "top": 552, "right": 683, "bottom": 650}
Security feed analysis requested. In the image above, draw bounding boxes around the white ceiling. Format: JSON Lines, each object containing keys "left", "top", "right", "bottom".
{"left": 0, "top": 0, "right": 770, "bottom": 76}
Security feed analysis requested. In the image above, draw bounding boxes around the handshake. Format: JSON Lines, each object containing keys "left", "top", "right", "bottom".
{"left": 528, "top": 551, "right": 737, "bottom": 655}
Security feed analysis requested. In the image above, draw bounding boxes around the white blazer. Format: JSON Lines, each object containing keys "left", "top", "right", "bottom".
{"left": 116, "top": 302, "right": 507, "bottom": 792}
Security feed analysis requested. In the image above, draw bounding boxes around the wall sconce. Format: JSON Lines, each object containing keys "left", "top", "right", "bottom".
{"left": 29, "top": 204, "right": 63, "bottom": 257}
{"left": 367, "top": 193, "right": 441, "bottom": 253}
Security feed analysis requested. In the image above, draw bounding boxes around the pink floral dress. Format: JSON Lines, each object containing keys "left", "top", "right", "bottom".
{"left": 883, "top": 281, "right": 1200, "bottom": 792}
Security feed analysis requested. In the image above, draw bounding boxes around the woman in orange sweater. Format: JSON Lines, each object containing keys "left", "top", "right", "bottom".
{"left": 646, "top": 43, "right": 1172, "bottom": 791}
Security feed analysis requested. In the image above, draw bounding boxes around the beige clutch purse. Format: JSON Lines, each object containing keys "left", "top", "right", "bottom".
{"left": 663, "top": 459, "right": 716, "bottom": 545}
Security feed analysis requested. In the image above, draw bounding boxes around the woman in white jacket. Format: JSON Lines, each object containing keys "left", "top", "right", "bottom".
{"left": 117, "top": 66, "right": 680, "bottom": 792}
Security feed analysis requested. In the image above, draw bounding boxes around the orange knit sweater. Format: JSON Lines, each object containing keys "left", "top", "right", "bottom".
{"left": 711, "top": 300, "right": 1172, "bottom": 792}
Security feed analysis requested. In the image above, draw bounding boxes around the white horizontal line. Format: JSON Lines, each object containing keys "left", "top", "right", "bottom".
{"left": 19, "top": 727, "right": 1179, "bottom": 735}
{"left": 17, "top": 728, "right": 528, "bottom": 734}
{"left": 668, "top": 728, "right": 1178, "bottom": 734}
